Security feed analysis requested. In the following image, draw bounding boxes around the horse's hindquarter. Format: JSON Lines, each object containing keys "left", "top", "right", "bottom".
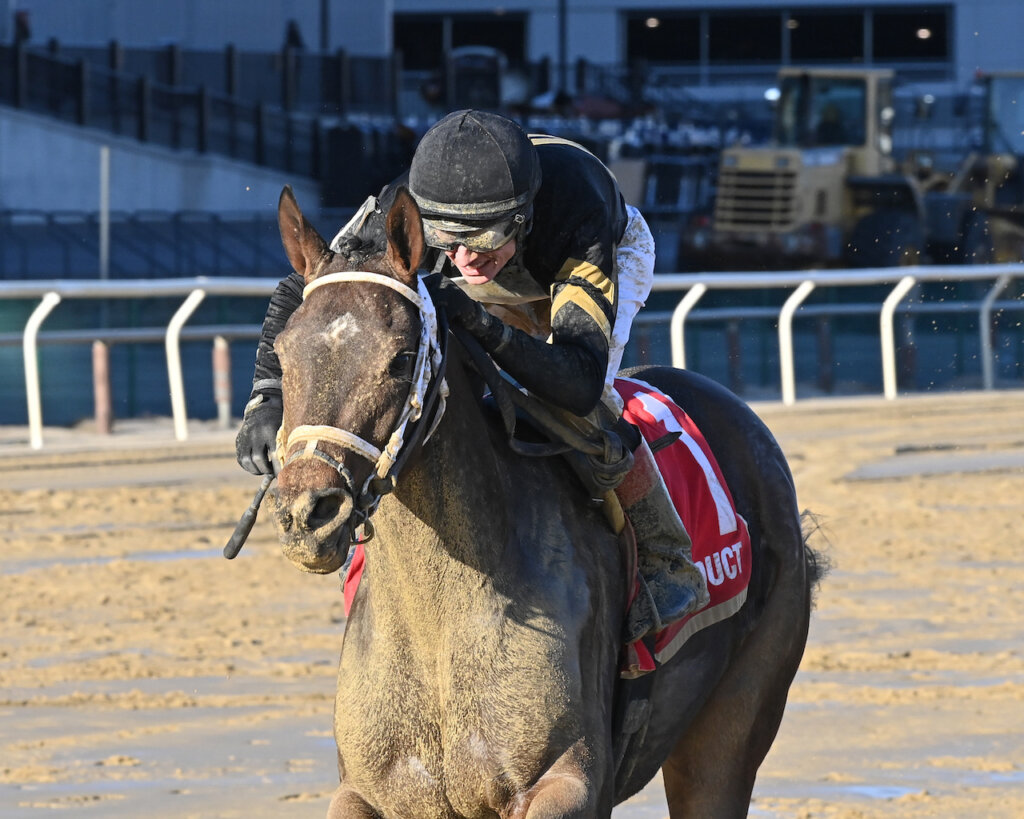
{"left": 623, "top": 365, "right": 805, "bottom": 577}
{"left": 613, "top": 365, "right": 813, "bottom": 811}
{"left": 333, "top": 461, "right": 624, "bottom": 816}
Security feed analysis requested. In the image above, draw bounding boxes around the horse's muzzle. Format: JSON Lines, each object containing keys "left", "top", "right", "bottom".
{"left": 272, "top": 484, "right": 353, "bottom": 574}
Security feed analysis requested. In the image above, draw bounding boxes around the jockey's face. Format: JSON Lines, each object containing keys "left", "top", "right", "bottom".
{"left": 445, "top": 238, "right": 517, "bottom": 285}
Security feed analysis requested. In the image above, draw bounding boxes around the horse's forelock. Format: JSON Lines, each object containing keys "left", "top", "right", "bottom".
{"left": 334, "top": 230, "right": 388, "bottom": 271}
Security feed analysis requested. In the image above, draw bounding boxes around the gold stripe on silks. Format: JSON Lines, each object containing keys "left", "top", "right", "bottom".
{"left": 552, "top": 287, "right": 612, "bottom": 341}
{"left": 555, "top": 257, "right": 616, "bottom": 304}
{"left": 551, "top": 258, "right": 615, "bottom": 340}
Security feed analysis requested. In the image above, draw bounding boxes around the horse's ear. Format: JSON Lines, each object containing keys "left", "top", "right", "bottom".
{"left": 385, "top": 187, "right": 425, "bottom": 287}
{"left": 278, "top": 185, "right": 331, "bottom": 282}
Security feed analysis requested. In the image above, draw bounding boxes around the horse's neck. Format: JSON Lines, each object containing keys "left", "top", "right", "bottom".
{"left": 365, "top": 361, "right": 513, "bottom": 622}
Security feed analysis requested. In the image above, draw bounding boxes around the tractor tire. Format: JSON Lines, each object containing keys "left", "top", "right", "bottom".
{"left": 958, "top": 211, "right": 995, "bottom": 264}
{"left": 845, "top": 209, "right": 924, "bottom": 267}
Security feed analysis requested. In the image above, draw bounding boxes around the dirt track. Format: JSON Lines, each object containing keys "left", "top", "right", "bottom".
{"left": 1, "top": 391, "right": 1022, "bottom": 818}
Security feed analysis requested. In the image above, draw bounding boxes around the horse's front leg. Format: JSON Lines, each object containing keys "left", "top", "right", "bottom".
{"left": 510, "top": 741, "right": 610, "bottom": 819}
{"left": 326, "top": 784, "right": 379, "bottom": 819}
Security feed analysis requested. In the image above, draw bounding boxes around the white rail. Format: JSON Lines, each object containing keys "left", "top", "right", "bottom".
{"left": 654, "top": 263, "right": 1024, "bottom": 406}
{"left": 1, "top": 277, "right": 276, "bottom": 449}
{"left": 1, "top": 265, "right": 1022, "bottom": 447}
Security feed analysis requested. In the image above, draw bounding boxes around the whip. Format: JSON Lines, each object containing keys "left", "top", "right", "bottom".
{"left": 223, "top": 473, "right": 274, "bottom": 559}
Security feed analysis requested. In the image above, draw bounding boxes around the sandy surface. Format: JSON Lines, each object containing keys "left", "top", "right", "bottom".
{"left": 1, "top": 391, "right": 1022, "bottom": 818}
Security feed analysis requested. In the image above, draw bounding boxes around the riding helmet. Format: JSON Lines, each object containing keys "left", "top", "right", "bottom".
{"left": 409, "top": 110, "right": 541, "bottom": 249}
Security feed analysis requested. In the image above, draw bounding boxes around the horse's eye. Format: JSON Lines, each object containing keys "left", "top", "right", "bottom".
{"left": 388, "top": 351, "right": 417, "bottom": 378}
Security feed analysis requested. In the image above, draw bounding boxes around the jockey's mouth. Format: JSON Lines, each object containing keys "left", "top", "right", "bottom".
{"left": 460, "top": 256, "right": 504, "bottom": 283}
{"left": 445, "top": 238, "right": 518, "bottom": 284}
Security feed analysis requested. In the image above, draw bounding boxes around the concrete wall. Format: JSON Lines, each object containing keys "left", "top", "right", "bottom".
{"left": 0, "top": 105, "right": 320, "bottom": 214}
{"left": 954, "top": 1, "right": 1024, "bottom": 86}
{"left": 8, "top": 0, "right": 320, "bottom": 51}
{"left": 8, "top": 0, "right": 392, "bottom": 55}
{"left": 331, "top": 0, "right": 392, "bottom": 57}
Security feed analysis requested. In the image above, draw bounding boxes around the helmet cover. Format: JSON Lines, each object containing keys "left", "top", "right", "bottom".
{"left": 410, "top": 110, "right": 541, "bottom": 228}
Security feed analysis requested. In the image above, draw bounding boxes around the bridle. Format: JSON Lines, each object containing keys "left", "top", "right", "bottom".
{"left": 276, "top": 271, "right": 449, "bottom": 541}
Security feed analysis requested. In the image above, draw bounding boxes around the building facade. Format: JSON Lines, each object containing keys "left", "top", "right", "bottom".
{"left": 4, "top": 1, "right": 1022, "bottom": 89}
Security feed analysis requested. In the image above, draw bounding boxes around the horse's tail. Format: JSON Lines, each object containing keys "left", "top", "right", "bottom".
{"left": 799, "top": 508, "right": 831, "bottom": 607}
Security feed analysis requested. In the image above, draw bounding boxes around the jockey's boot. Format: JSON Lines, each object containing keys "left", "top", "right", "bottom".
{"left": 615, "top": 437, "right": 710, "bottom": 644}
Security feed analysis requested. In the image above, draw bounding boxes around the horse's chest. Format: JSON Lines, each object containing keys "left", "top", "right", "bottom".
{"left": 336, "top": 619, "right": 583, "bottom": 814}
{"left": 339, "top": 710, "right": 571, "bottom": 817}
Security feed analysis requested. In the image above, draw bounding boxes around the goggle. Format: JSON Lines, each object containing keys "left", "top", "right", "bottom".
{"left": 422, "top": 212, "right": 525, "bottom": 253}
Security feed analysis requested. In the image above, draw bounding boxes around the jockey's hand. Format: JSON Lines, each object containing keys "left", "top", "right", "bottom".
{"left": 425, "top": 275, "right": 484, "bottom": 327}
{"left": 235, "top": 392, "right": 283, "bottom": 475}
{"left": 425, "top": 274, "right": 510, "bottom": 352}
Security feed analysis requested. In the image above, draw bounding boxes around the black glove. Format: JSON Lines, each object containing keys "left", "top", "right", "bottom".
{"left": 235, "top": 392, "right": 283, "bottom": 475}
{"left": 424, "top": 274, "right": 497, "bottom": 337}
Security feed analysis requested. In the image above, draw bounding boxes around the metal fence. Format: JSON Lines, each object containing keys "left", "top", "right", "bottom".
{"left": 649, "top": 264, "right": 1024, "bottom": 404}
{"left": 2, "top": 264, "right": 1021, "bottom": 449}
{"left": 0, "top": 43, "right": 397, "bottom": 180}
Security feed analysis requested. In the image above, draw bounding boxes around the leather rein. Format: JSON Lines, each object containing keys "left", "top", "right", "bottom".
{"left": 276, "top": 271, "right": 449, "bottom": 543}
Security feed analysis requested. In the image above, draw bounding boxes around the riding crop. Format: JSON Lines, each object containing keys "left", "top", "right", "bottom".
{"left": 223, "top": 473, "right": 274, "bottom": 559}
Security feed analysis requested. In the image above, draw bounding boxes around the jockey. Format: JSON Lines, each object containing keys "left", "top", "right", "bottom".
{"left": 236, "top": 109, "right": 709, "bottom": 642}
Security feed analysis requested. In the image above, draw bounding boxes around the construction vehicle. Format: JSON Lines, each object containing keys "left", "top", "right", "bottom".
{"left": 923, "top": 70, "right": 1024, "bottom": 264}
{"left": 681, "top": 67, "right": 1024, "bottom": 269}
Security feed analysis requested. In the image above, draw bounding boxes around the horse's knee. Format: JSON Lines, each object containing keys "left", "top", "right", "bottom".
{"left": 326, "top": 785, "right": 377, "bottom": 819}
{"left": 517, "top": 773, "right": 602, "bottom": 819}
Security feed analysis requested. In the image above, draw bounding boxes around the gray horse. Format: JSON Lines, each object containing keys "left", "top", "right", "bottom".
{"left": 269, "top": 184, "right": 819, "bottom": 818}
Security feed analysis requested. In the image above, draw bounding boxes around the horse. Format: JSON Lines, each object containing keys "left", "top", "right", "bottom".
{"left": 268, "top": 183, "right": 819, "bottom": 818}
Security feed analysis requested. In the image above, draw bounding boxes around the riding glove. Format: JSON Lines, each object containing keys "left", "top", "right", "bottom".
{"left": 424, "top": 274, "right": 605, "bottom": 416}
{"left": 425, "top": 275, "right": 505, "bottom": 343}
{"left": 235, "top": 392, "right": 283, "bottom": 475}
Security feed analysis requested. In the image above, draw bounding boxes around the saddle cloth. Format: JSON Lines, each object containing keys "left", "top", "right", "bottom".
{"left": 615, "top": 376, "right": 752, "bottom": 677}
{"left": 341, "top": 377, "right": 752, "bottom": 674}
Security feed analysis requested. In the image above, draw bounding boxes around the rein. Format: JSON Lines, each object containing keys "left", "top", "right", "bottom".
{"left": 277, "top": 271, "right": 449, "bottom": 540}
{"left": 451, "top": 324, "right": 608, "bottom": 460}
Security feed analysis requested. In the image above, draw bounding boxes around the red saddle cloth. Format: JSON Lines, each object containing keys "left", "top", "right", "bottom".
{"left": 615, "top": 376, "right": 752, "bottom": 677}
{"left": 342, "top": 377, "right": 753, "bottom": 675}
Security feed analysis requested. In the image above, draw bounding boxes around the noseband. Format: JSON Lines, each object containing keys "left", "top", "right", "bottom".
{"left": 277, "top": 271, "right": 448, "bottom": 539}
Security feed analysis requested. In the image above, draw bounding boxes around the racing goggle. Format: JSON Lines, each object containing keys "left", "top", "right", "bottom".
{"left": 422, "top": 212, "right": 525, "bottom": 253}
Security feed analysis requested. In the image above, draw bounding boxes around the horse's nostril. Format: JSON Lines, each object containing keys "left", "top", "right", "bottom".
{"left": 308, "top": 492, "right": 342, "bottom": 529}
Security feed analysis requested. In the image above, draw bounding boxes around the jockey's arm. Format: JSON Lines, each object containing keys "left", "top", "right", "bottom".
{"left": 246, "top": 187, "right": 397, "bottom": 400}
{"left": 456, "top": 257, "right": 614, "bottom": 418}
{"left": 247, "top": 271, "right": 304, "bottom": 399}
{"left": 235, "top": 270, "right": 304, "bottom": 474}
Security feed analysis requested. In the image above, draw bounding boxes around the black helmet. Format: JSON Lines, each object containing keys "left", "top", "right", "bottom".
{"left": 409, "top": 110, "right": 541, "bottom": 251}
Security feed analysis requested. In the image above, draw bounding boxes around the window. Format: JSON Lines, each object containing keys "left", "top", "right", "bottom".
{"left": 789, "top": 12, "right": 864, "bottom": 62}
{"left": 625, "top": 13, "right": 700, "bottom": 63}
{"left": 395, "top": 17, "right": 444, "bottom": 71}
{"left": 776, "top": 75, "right": 868, "bottom": 147}
{"left": 872, "top": 9, "right": 949, "bottom": 61}
{"left": 708, "top": 12, "right": 781, "bottom": 63}
{"left": 394, "top": 13, "right": 526, "bottom": 72}
{"left": 452, "top": 15, "right": 526, "bottom": 65}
